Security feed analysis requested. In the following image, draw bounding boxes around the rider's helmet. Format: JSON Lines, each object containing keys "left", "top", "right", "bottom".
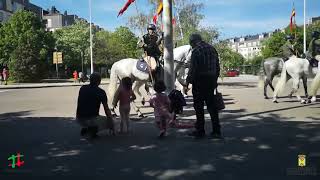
{"left": 312, "top": 31, "right": 320, "bottom": 38}
{"left": 147, "top": 24, "right": 156, "bottom": 31}
{"left": 285, "top": 35, "right": 294, "bottom": 41}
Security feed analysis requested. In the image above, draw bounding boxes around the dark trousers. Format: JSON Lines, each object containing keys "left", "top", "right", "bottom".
{"left": 192, "top": 79, "right": 221, "bottom": 134}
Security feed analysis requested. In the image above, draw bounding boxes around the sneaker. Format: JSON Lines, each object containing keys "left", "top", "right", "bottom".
{"left": 188, "top": 130, "right": 206, "bottom": 138}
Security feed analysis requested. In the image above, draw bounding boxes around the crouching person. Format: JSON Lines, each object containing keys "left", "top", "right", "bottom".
{"left": 76, "top": 72, "right": 115, "bottom": 138}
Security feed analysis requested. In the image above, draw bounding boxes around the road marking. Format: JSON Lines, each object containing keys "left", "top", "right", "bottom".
{"left": 0, "top": 90, "right": 11, "bottom": 93}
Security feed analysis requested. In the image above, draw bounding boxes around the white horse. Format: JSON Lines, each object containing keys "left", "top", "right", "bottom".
{"left": 272, "top": 56, "right": 319, "bottom": 103}
{"left": 308, "top": 60, "right": 320, "bottom": 102}
{"left": 108, "top": 45, "right": 192, "bottom": 115}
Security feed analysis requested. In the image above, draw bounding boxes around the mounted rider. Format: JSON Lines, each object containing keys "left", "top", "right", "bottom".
{"left": 281, "top": 35, "right": 296, "bottom": 61}
{"left": 138, "top": 24, "right": 163, "bottom": 81}
{"left": 307, "top": 31, "right": 320, "bottom": 67}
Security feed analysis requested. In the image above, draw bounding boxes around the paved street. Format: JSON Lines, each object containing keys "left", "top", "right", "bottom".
{"left": 0, "top": 76, "right": 319, "bottom": 179}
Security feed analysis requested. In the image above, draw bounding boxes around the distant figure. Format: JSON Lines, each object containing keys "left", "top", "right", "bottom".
{"left": 112, "top": 77, "right": 136, "bottom": 134}
{"left": 186, "top": 33, "right": 222, "bottom": 139}
{"left": 76, "top": 73, "right": 114, "bottom": 138}
{"left": 2, "top": 68, "right": 9, "bottom": 85}
{"left": 149, "top": 81, "right": 172, "bottom": 138}
{"left": 0, "top": 68, "right": 3, "bottom": 85}
{"left": 79, "top": 72, "right": 84, "bottom": 83}
{"left": 73, "top": 70, "right": 78, "bottom": 83}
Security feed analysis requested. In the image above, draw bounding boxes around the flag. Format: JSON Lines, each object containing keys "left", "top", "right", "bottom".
{"left": 290, "top": 7, "right": 296, "bottom": 32}
{"left": 118, "top": 0, "right": 135, "bottom": 17}
{"left": 153, "top": 1, "right": 163, "bottom": 24}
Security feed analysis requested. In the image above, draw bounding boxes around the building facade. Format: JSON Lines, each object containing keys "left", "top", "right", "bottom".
{"left": 228, "top": 33, "right": 273, "bottom": 60}
{"left": 0, "top": 0, "right": 43, "bottom": 23}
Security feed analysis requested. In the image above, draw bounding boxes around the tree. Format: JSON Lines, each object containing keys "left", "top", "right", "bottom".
{"left": 54, "top": 20, "right": 91, "bottom": 70}
{"left": 0, "top": 10, "right": 53, "bottom": 82}
{"left": 93, "top": 27, "right": 139, "bottom": 67}
{"left": 261, "top": 31, "right": 286, "bottom": 58}
{"left": 215, "top": 41, "right": 245, "bottom": 73}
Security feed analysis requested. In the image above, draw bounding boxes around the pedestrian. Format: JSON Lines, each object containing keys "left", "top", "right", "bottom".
{"left": 73, "top": 70, "right": 78, "bottom": 83}
{"left": 3, "top": 68, "right": 9, "bottom": 85}
{"left": 79, "top": 71, "right": 84, "bottom": 83}
{"left": 76, "top": 72, "right": 115, "bottom": 138}
{"left": 112, "top": 77, "right": 136, "bottom": 134}
{"left": 149, "top": 80, "right": 172, "bottom": 138}
{"left": 186, "top": 33, "right": 222, "bottom": 139}
{"left": 0, "top": 68, "right": 3, "bottom": 85}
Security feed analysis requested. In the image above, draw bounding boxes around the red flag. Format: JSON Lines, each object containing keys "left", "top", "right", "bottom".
{"left": 153, "top": 15, "right": 158, "bottom": 24}
{"left": 290, "top": 8, "right": 296, "bottom": 32}
{"left": 118, "top": 0, "right": 135, "bottom": 17}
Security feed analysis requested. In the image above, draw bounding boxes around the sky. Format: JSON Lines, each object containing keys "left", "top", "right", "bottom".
{"left": 30, "top": 0, "right": 320, "bottom": 39}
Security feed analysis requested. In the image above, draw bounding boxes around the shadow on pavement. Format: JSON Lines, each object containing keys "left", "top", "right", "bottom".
{"left": 0, "top": 109, "right": 319, "bottom": 179}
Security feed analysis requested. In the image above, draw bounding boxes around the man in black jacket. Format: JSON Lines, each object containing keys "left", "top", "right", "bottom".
{"left": 186, "top": 33, "right": 222, "bottom": 139}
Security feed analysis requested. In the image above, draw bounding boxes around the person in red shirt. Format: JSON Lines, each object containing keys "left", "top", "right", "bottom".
{"left": 73, "top": 70, "right": 78, "bottom": 83}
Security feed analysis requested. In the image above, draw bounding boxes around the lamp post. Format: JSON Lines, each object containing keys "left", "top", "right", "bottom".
{"left": 89, "top": 0, "right": 94, "bottom": 74}
{"left": 303, "top": 0, "right": 307, "bottom": 54}
{"left": 163, "top": 0, "right": 174, "bottom": 93}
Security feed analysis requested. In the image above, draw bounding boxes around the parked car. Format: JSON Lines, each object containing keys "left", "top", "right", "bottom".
{"left": 226, "top": 70, "right": 240, "bottom": 77}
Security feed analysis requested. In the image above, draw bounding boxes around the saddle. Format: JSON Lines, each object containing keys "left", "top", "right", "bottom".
{"left": 136, "top": 56, "right": 157, "bottom": 74}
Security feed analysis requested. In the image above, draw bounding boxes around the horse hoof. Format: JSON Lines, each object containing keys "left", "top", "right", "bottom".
{"left": 311, "top": 97, "right": 317, "bottom": 102}
{"left": 272, "top": 99, "right": 278, "bottom": 103}
{"left": 301, "top": 99, "right": 307, "bottom": 104}
{"left": 264, "top": 96, "right": 269, "bottom": 99}
{"left": 112, "top": 114, "right": 118, "bottom": 118}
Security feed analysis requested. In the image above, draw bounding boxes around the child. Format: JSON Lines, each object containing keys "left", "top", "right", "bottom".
{"left": 149, "top": 81, "right": 172, "bottom": 138}
{"left": 113, "top": 77, "right": 136, "bottom": 133}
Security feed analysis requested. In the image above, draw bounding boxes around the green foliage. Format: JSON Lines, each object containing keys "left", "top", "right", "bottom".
{"left": 243, "top": 55, "right": 264, "bottom": 75}
{"left": 0, "top": 10, "right": 52, "bottom": 82}
{"left": 262, "top": 22, "right": 320, "bottom": 58}
{"left": 54, "top": 20, "right": 90, "bottom": 69}
{"left": 94, "top": 27, "right": 139, "bottom": 66}
{"left": 215, "top": 41, "right": 245, "bottom": 74}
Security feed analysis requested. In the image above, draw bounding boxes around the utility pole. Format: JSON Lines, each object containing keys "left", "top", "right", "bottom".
{"left": 89, "top": 0, "right": 94, "bottom": 74}
{"left": 163, "top": 0, "right": 174, "bottom": 93}
{"left": 303, "top": 0, "right": 307, "bottom": 54}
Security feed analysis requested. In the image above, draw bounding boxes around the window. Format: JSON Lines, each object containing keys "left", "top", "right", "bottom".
{"left": 47, "top": 19, "right": 52, "bottom": 28}
{"left": 0, "top": 0, "right": 3, "bottom": 9}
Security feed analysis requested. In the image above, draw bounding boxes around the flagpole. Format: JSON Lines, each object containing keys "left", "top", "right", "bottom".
{"left": 89, "top": 0, "right": 94, "bottom": 74}
{"left": 304, "top": 0, "right": 307, "bottom": 54}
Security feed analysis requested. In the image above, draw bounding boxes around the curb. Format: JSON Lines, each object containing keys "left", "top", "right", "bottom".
{"left": 0, "top": 82, "right": 109, "bottom": 90}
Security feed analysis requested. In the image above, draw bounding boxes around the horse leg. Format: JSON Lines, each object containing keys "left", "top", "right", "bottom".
{"left": 291, "top": 78, "right": 305, "bottom": 103}
{"left": 302, "top": 76, "right": 308, "bottom": 98}
{"left": 264, "top": 78, "right": 269, "bottom": 99}
{"left": 132, "top": 81, "right": 146, "bottom": 117}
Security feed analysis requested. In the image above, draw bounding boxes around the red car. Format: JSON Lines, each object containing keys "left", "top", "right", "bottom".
{"left": 226, "top": 70, "right": 240, "bottom": 77}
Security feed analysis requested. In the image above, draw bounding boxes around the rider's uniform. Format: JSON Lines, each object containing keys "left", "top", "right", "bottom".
{"left": 281, "top": 41, "right": 296, "bottom": 61}
{"left": 308, "top": 37, "right": 320, "bottom": 61}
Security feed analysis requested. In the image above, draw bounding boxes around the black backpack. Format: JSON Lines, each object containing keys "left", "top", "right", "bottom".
{"left": 168, "top": 90, "right": 187, "bottom": 114}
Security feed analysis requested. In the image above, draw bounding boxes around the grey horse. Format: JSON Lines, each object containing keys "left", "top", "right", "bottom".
{"left": 260, "top": 57, "right": 308, "bottom": 99}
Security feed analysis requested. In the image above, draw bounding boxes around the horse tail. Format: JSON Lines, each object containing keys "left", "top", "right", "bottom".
{"left": 274, "top": 60, "right": 287, "bottom": 96}
{"left": 108, "top": 63, "right": 118, "bottom": 106}
{"left": 310, "top": 71, "right": 320, "bottom": 97}
{"left": 258, "top": 59, "right": 265, "bottom": 89}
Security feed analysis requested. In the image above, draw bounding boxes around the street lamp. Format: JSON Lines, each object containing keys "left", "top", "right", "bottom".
{"left": 89, "top": 0, "right": 94, "bottom": 74}
{"left": 303, "top": 0, "right": 307, "bottom": 54}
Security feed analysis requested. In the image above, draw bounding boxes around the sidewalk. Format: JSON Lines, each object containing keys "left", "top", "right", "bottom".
{"left": 0, "top": 75, "right": 260, "bottom": 90}
{"left": 0, "top": 79, "right": 110, "bottom": 89}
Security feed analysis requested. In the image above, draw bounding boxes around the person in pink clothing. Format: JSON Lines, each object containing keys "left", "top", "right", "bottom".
{"left": 149, "top": 81, "right": 172, "bottom": 138}
{"left": 2, "top": 68, "right": 9, "bottom": 85}
{"left": 113, "top": 77, "right": 136, "bottom": 133}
